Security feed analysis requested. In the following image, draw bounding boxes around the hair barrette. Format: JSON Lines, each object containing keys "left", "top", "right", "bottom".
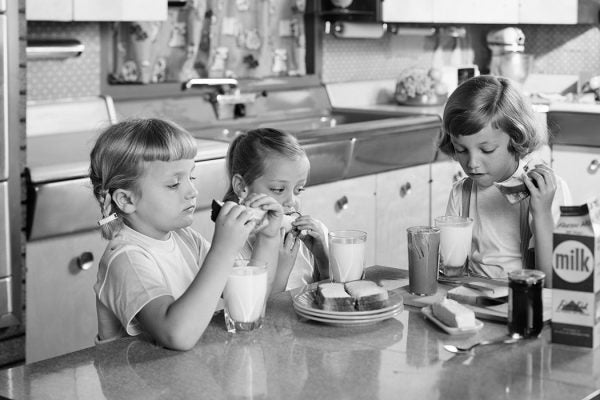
{"left": 98, "top": 213, "right": 118, "bottom": 226}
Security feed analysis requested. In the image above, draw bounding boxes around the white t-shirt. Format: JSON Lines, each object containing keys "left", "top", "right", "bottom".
{"left": 445, "top": 161, "right": 572, "bottom": 278}
{"left": 94, "top": 225, "right": 210, "bottom": 342}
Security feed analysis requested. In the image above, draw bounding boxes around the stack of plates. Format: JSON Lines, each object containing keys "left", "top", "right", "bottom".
{"left": 292, "top": 286, "right": 404, "bottom": 327}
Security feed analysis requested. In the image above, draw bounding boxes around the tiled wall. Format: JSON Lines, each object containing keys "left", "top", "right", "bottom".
{"left": 27, "top": 22, "right": 101, "bottom": 101}
{"left": 26, "top": 22, "right": 600, "bottom": 101}
{"left": 322, "top": 24, "right": 600, "bottom": 83}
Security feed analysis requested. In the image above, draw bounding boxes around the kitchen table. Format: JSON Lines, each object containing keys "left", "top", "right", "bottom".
{"left": 1, "top": 266, "right": 599, "bottom": 400}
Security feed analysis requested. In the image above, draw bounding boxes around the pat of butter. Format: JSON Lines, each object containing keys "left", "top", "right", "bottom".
{"left": 432, "top": 298, "right": 476, "bottom": 328}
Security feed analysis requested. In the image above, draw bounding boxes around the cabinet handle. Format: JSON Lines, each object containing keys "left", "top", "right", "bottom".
{"left": 335, "top": 195, "right": 349, "bottom": 213}
{"left": 589, "top": 159, "right": 599, "bottom": 174}
{"left": 399, "top": 182, "right": 412, "bottom": 198}
{"left": 77, "top": 252, "right": 94, "bottom": 271}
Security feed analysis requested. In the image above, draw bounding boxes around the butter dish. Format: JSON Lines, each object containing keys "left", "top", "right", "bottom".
{"left": 421, "top": 306, "right": 483, "bottom": 335}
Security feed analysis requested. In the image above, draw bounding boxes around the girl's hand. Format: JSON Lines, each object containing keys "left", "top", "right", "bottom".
{"left": 211, "top": 201, "right": 256, "bottom": 255}
{"left": 293, "top": 215, "right": 328, "bottom": 257}
{"left": 523, "top": 164, "right": 557, "bottom": 218}
{"left": 278, "top": 227, "right": 301, "bottom": 275}
{"left": 243, "top": 193, "right": 283, "bottom": 239}
{"left": 293, "top": 215, "right": 330, "bottom": 280}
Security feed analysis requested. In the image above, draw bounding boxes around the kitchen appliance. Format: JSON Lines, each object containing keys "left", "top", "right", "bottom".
{"left": 0, "top": 0, "right": 25, "bottom": 366}
{"left": 487, "top": 27, "right": 533, "bottom": 84}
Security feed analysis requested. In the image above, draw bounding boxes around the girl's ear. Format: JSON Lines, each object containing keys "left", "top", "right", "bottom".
{"left": 112, "top": 188, "right": 137, "bottom": 214}
{"left": 232, "top": 174, "right": 248, "bottom": 201}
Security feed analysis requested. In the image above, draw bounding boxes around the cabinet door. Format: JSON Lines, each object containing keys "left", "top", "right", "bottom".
{"left": 382, "top": 0, "right": 434, "bottom": 22}
{"left": 26, "top": 231, "right": 106, "bottom": 363}
{"left": 26, "top": 0, "right": 72, "bottom": 21}
{"left": 376, "top": 165, "right": 430, "bottom": 270}
{"left": 519, "top": 0, "right": 577, "bottom": 24}
{"left": 430, "top": 160, "right": 464, "bottom": 224}
{"left": 301, "top": 176, "right": 377, "bottom": 267}
{"left": 433, "top": 0, "right": 518, "bottom": 23}
{"left": 73, "top": 0, "right": 167, "bottom": 21}
{"left": 552, "top": 145, "right": 600, "bottom": 205}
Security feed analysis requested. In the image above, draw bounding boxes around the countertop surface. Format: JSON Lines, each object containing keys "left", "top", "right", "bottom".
{"left": 2, "top": 266, "right": 599, "bottom": 400}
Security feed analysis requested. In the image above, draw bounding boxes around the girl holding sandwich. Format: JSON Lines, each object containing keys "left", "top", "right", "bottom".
{"left": 438, "top": 75, "right": 571, "bottom": 280}
{"left": 224, "top": 128, "right": 330, "bottom": 292}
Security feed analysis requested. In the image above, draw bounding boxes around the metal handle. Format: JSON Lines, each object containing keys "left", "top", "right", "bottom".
{"left": 77, "top": 252, "right": 94, "bottom": 271}
{"left": 589, "top": 159, "right": 599, "bottom": 174}
{"left": 399, "top": 182, "right": 412, "bottom": 198}
{"left": 335, "top": 195, "right": 349, "bottom": 213}
{"left": 27, "top": 39, "right": 85, "bottom": 60}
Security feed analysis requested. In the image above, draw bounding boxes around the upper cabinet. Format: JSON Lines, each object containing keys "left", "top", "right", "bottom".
{"left": 26, "top": 0, "right": 167, "bottom": 21}
{"left": 382, "top": 0, "right": 595, "bottom": 24}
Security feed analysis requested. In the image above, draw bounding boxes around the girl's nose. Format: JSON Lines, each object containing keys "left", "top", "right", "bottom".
{"left": 185, "top": 180, "right": 198, "bottom": 199}
{"left": 466, "top": 155, "right": 480, "bottom": 170}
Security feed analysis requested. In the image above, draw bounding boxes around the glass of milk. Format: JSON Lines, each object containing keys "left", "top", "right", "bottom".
{"left": 434, "top": 216, "right": 473, "bottom": 278}
{"left": 223, "top": 259, "right": 268, "bottom": 333}
{"left": 328, "top": 230, "right": 367, "bottom": 282}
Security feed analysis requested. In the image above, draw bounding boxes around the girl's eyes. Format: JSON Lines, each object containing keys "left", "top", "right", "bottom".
{"left": 482, "top": 148, "right": 496, "bottom": 154}
{"left": 269, "top": 187, "right": 306, "bottom": 195}
{"left": 270, "top": 188, "right": 285, "bottom": 194}
{"left": 168, "top": 175, "right": 196, "bottom": 189}
{"left": 296, "top": 187, "right": 306, "bottom": 194}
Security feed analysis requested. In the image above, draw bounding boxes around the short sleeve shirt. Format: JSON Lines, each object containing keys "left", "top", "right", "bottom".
{"left": 445, "top": 161, "right": 572, "bottom": 278}
{"left": 94, "top": 225, "right": 210, "bottom": 342}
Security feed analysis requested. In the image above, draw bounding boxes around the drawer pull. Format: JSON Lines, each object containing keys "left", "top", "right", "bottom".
{"left": 399, "top": 182, "right": 412, "bottom": 198}
{"left": 335, "top": 195, "right": 349, "bottom": 212}
{"left": 77, "top": 252, "right": 94, "bottom": 271}
{"left": 589, "top": 159, "right": 599, "bottom": 174}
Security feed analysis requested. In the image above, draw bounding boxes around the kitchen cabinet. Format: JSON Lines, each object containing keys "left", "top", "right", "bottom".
{"left": 375, "top": 164, "right": 430, "bottom": 269}
{"left": 301, "top": 175, "right": 377, "bottom": 267}
{"left": 430, "top": 159, "right": 464, "bottom": 224}
{"left": 381, "top": 0, "right": 434, "bottom": 23}
{"left": 433, "top": 0, "right": 519, "bottom": 24}
{"left": 26, "top": 0, "right": 167, "bottom": 21}
{"left": 26, "top": 230, "right": 105, "bottom": 364}
{"left": 382, "top": 0, "right": 592, "bottom": 24}
{"left": 552, "top": 145, "right": 600, "bottom": 205}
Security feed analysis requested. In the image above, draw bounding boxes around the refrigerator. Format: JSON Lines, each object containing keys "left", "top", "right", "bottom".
{"left": 0, "top": 0, "right": 22, "bottom": 332}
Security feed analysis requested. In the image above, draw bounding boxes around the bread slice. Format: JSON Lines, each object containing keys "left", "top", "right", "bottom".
{"left": 345, "top": 280, "right": 389, "bottom": 311}
{"left": 431, "top": 298, "right": 476, "bottom": 328}
{"left": 315, "top": 282, "right": 355, "bottom": 312}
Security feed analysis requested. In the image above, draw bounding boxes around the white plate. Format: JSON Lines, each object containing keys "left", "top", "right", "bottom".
{"left": 293, "top": 284, "right": 404, "bottom": 317}
{"left": 294, "top": 304, "right": 404, "bottom": 321}
{"left": 421, "top": 306, "right": 484, "bottom": 335}
{"left": 294, "top": 306, "right": 404, "bottom": 327}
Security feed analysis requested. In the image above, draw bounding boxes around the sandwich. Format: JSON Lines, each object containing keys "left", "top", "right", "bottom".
{"left": 314, "top": 282, "right": 355, "bottom": 312}
{"left": 344, "top": 280, "right": 389, "bottom": 311}
{"left": 210, "top": 200, "right": 300, "bottom": 235}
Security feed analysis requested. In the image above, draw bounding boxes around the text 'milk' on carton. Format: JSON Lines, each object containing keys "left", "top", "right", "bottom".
{"left": 552, "top": 199, "right": 600, "bottom": 348}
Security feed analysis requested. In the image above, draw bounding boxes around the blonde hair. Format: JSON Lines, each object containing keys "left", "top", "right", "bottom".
{"left": 438, "top": 75, "right": 547, "bottom": 158}
{"left": 89, "top": 118, "right": 197, "bottom": 239}
{"left": 224, "top": 128, "right": 307, "bottom": 202}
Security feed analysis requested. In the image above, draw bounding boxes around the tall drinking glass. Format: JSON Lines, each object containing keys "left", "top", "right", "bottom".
{"left": 223, "top": 259, "right": 268, "bottom": 333}
{"left": 407, "top": 226, "right": 440, "bottom": 296}
{"left": 508, "top": 269, "right": 545, "bottom": 338}
{"left": 435, "top": 216, "right": 473, "bottom": 278}
{"left": 328, "top": 230, "right": 367, "bottom": 283}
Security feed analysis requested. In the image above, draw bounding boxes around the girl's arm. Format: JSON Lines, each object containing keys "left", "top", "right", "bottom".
{"left": 137, "top": 202, "right": 255, "bottom": 350}
{"left": 523, "top": 165, "right": 557, "bottom": 279}
{"left": 293, "top": 216, "right": 329, "bottom": 281}
{"left": 243, "top": 194, "right": 284, "bottom": 295}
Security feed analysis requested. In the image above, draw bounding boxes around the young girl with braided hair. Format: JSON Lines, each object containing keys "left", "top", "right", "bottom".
{"left": 90, "top": 118, "right": 282, "bottom": 350}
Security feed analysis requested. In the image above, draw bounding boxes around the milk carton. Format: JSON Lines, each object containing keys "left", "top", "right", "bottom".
{"left": 552, "top": 198, "right": 600, "bottom": 348}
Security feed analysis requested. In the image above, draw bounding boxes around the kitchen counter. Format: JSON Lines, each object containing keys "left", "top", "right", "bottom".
{"left": 2, "top": 266, "right": 599, "bottom": 400}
